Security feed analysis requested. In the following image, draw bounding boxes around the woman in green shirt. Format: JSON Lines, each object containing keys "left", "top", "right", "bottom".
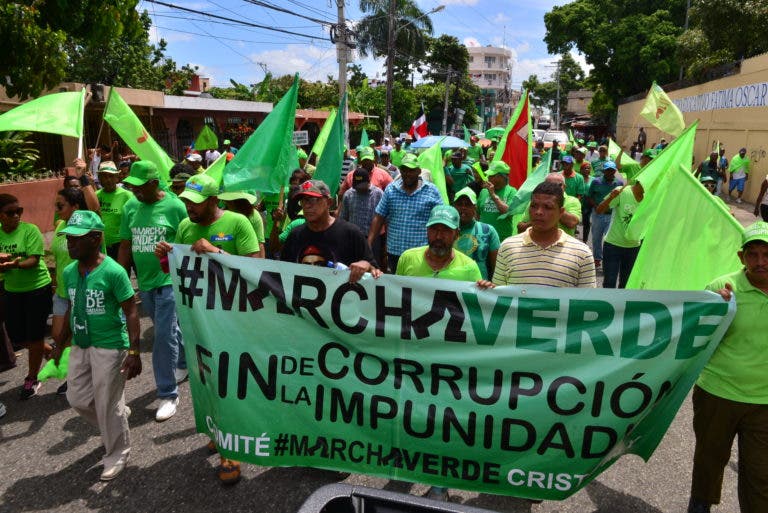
{"left": 0, "top": 194, "right": 52, "bottom": 399}
{"left": 50, "top": 188, "right": 89, "bottom": 395}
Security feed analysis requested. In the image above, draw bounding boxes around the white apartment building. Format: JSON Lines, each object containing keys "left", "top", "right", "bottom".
{"left": 467, "top": 45, "right": 513, "bottom": 128}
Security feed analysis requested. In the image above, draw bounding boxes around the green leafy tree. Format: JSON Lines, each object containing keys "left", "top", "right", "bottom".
{"left": 355, "top": 0, "right": 434, "bottom": 67}
{"left": 522, "top": 53, "right": 585, "bottom": 119}
{"left": 0, "top": 131, "right": 41, "bottom": 179}
{"left": 544, "top": 1, "right": 686, "bottom": 103}
{"left": 209, "top": 80, "right": 258, "bottom": 101}
{"left": 1, "top": 0, "right": 142, "bottom": 99}
{"left": 423, "top": 35, "right": 469, "bottom": 84}
{"left": 677, "top": 0, "right": 768, "bottom": 79}
{"left": 347, "top": 64, "right": 367, "bottom": 89}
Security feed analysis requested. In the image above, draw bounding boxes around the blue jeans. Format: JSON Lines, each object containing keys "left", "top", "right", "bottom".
{"left": 139, "top": 285, "right": 185, "bottom": 399}
{"left": 590, "top": 213, "right": 612, "bottom": 261}
{"left": 602, "top": 242, "right": 640, "bottom": 289}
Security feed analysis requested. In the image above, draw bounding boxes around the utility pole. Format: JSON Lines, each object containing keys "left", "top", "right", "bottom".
{"left": 384, "top": 0, "right": 396, "bottom": 139}
{"left": 550, "top": 59, "right": 561, "bottom": 130}
{"left": 335, "top": 0, "right": 350, "bottom": 146}
{"left": 441, "top": 65, "right": 452, "bottom": 135}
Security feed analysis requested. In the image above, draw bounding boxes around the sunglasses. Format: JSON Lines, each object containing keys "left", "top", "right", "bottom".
{"left": 1, "top": 208, "right": 23, "bottom": 217}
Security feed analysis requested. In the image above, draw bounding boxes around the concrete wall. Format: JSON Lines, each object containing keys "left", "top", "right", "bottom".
{"left": 0, "top": 178, "right": 63, "bottom": 233}
{"left": 617, "top": 54, "right": 768, "bottom": 203}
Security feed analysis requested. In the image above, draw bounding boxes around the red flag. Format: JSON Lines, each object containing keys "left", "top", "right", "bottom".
{"left": 497, "top": 92, "right": 531, "bottom": 188}
{"left": 407, "top": 103, "right": 428, "bottom": 140}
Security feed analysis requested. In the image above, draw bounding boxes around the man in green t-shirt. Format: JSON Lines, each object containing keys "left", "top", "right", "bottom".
{"left": 477, "top": 161, "right": 517, "bottom": 241}
{"left": 688, "top": 222, "right": 768, "bottom": 513}
{"left": 155, "top": 173, "right": 259, "bottom": 485}
{"left": 595, "top": 181, "right": 642, "bottom": 288}
{"left": 54, "top": 210, "right": 141, "bottom": 482}
{"left": 118, "top": 161, "right": 188, "bottom": 422}
{"left": 96, "top": 160, "right": 134, "bottom": 258}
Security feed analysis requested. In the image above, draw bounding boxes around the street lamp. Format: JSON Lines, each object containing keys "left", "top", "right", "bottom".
{"left": 384, "top": 3, "right": 445, "bottom": 139}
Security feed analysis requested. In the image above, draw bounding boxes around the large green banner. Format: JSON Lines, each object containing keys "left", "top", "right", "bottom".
{"left": 168, "top": 246, "right": 734, "bottom": 500}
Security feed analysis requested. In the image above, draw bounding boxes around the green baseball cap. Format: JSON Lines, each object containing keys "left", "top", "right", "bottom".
{"left": 587, "top": 141, "right": 598, "bottom": 148}
{"left": 399, "top": 153, "right": 420, "bottom": 169}
{"left": 359, "top": 147, "right": 375, "bottom": 162}
{"left": 123, "top": 161, "right": 160, "bottom": 186}
{"left": 742, "top": 221, "right": 768, "bottom": 247}
{"left": 179, "top": 174, "right": 220, "bottom": 203}
{"left": 218, "top": 191, "right": 258, "bottom": 204}
{"left": 486, "top": 161, "right": 510, "bottom": 176}
{"left": 60, "top": 210, "right": 105, "bottom": 236}
{"left": 454, "top": 187, "right": 477, "bottom": 205}
{"left": 642, "top": 149, "right": 657, "bottom": 159}
{"left": 426, "top": 205, "right": 460, "bottom": 230}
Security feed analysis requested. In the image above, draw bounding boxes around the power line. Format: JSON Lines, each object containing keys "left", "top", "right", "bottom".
{"left": 153, "top": 24, "right": 328, "bottom": 44}
{"left": 143, "top": 0, "right": 328, "bottom": 41}
{"left": 242, "top": 0, "right": 335, "bottom": 26}
{"left": 284, "top": 0, "right": 335, "bottom": 20}
{"left": 152, "top": 12, "right": 317, "bottom": 30}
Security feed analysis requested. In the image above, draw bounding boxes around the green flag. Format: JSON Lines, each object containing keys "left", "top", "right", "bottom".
{"left": 103, "top": 88, "right": 174, "bottom": 183}
{"left": 501, "top": 149, "right": 552, "bottom": 218}
{"left": 310, "top": 109, "right": 337, "bottom": 158}
{"left": 640, "top": 81, "right": 685, "bottom": 137}
{"left": 224, "top": 74, "right": 299, "bottom": 194}
{"left": 417, "top": 138, "right": 449, "bottom": 204}
{"left": 627, "top": 163, "right": 743, "bottom": 290}
{"left": 608, "top": 139, "right": 642, "bottom": 183}
{"left": 463, "top": 125, "right": 470, "bottom": 143}
{"left": 313, "top": 93, "right": 346, "bottom": 196}
{"left": 626, "top": 122, "right": 698, "bottom": 241}
{"left": 359, "top": 128, "right": 369, "bottom": 149}
{"left": 203, "top": 152, "right": 228, "bottom": 189}
{"left": 0, "top": 89, "right": 85, "bottom": 138}
{"left": 194, "top": 125, "right": 218, "bottom": 151}
{"left": 568, "top": 129, "right": 576, "bottom": 146}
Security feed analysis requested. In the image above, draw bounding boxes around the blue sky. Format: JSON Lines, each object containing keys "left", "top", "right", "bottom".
{"left": 140, "top": 0, "right": 586, "bottom": 90}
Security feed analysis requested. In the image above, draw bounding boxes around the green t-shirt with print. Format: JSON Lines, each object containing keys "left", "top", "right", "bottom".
{"left": 478, "top": 185, "right": 518, "bottom": 241}
{"left": 396, "top": 246, "right": 482, "bottom": 282}
{"left": 51, "top": 220, "right": 74, "bottom": 298}
{"left": 119, "top": 193, "right": 187, "bottom": 291}
{"left": 466, "top": 144, "right": 484, "bottom": 162}
{"left": 455, "top": 221, "right": 500, "bottom": 280}
{"left": 97, "top": 187, "right": 134, "bottom": 246}
{"left": 176, "top": 210, "right": 259, "bottom": 256}
{"left": 699, "top": 270, "right": 768, "bottom": 403}
{"left": 604, "top": 186, "right": 640, "bottom": 248}
{"left": 0, "top": 221, "right": 51, "bottom": 292}
{"left": 65, "top": 256, "right": 134, "bottom": 350}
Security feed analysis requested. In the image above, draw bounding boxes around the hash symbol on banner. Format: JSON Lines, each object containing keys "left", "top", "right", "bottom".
{"left": 177, "top": 255, "right": 204, "bottom": 307}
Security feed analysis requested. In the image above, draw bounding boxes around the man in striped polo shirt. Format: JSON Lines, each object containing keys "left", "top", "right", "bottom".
{"left": 492, "top": 181, "right": 596, "bottom": 288}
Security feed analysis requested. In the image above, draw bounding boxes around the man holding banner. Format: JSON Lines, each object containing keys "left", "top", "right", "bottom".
{"left": 118, "top": 162, "right": 188, "bottom": 422}
{"left": 689, "top": 222, "right": 768, "bottom": 513}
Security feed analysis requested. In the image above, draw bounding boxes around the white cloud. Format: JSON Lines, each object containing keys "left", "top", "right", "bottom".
{"left": 247, "top": 44, "right": 339, "bottom": 82}
{"left": 569, "top": 50, "right": 593, "bottom": 76}
{"left": 492, "top": 12, "right": 511, "bottom": 24}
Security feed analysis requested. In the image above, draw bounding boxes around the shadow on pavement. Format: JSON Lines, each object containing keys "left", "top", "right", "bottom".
{"left": 0, "top": 388, "right": 71, "bottom": 444}
{"left": 585, "top": 480, "right": 663, "bottom": 512}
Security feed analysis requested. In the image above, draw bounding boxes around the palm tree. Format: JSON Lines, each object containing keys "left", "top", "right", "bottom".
{"left": 354, "top": 0, "right": 434, "bottom": 62}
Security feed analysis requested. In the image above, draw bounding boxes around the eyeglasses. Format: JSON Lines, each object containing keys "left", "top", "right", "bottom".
{"left": 0, "top": 208, "right": 23, "bottom": 217}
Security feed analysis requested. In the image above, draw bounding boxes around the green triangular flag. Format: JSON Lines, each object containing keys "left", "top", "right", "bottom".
{"left": 417, "top": 138, "right": 449, "bottom": 204}
{"left": 608, "top": 139, "right": 642, "bottom": 183}
{"left": 204, "top": 152, "right": 228, "bottom": 189}
{"left": 313, "top": 93, "right": 346, "bottom": 196}
{"left": 0, "top": 90, "right": 85, "bottom": 138}
{"left": 310, "top": 109, "right": 337, "bottom": 158}
{"left": 501, "top": 149, "right": 553, "bottom": 218}
{"left": 359, "top": 128, "right": 369, "bottom": 149}
{"left": 640, "top": 81, "right": 685, "bottom": 136}
{"left": 103, "top": 87, "right": 174, "bottom": 184}
{"left": 627, "top": 162, "right": 743, "bottom": 290}
{"left": 194, "top": 125, "right": 218, "bottom": 151}
{"left": 463, "top": 125, "right": 470, "bottom": 143}
{"left": 223, "top": 74, "right": 300, "bottom": 193}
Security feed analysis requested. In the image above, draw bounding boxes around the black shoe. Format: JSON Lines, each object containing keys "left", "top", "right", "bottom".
{"left": 56, "top": 382, "right": 68, "bottom": 395}
{"left": 687, "top": 498, "right": 711, "bottom": 513}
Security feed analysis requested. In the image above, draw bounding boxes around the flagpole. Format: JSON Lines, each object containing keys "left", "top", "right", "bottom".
{"left": 77, "top": 88, "right": 91, "bottom": 160}
{"left": 92, "top": 86, "right": 112, "bottom": 160}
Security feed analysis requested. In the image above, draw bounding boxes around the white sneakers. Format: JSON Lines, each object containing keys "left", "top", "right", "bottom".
{"left": 174, "top": 368, "right": 189, "bottom": 384}
{"left": 100, "top": 457, "right": 128, "bottom": 481}
{"left": 155, "top": 397, "right": 179, "bottom": 422}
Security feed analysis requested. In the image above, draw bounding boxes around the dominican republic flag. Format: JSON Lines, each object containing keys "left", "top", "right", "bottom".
{"left": 408, "top": 103, "right": 428, "bottom": 140}
{"left": 497, "top": 91, "right": 531, "bottom": 188}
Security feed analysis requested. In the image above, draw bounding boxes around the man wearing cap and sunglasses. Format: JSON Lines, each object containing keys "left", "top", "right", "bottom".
{"left": 54, "top": 210, "right": 141, "bottom": 482}
{"left": 282, "top": 180, "right": 381, "bottom": 282}
{"left": 687, "top": 222, "right": 768, "bottom": 513}
{"left": 118, "top": 161, "right": 188, "bottom": 422}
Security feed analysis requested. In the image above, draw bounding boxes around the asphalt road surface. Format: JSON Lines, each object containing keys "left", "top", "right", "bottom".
{"left": 0, "top": 200, "right": 756, "bottom": 513}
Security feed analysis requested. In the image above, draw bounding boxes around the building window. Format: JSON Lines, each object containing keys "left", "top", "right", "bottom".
{"left": 484, "top": 56, "right": 496, "bottom": 68}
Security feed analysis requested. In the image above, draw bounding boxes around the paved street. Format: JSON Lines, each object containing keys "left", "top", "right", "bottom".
{"left": 0, "top": 199, "right": 757, "bottom": 513}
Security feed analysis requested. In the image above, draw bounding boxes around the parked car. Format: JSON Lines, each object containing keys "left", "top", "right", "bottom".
{"left": 536, "top": 115, "right": 552, "bottom": 130}
{"left": 533, "top": 129, "right": 546, "bottom": 141}
{"left": 542, "top": 130, "right": 569, "bottom": 149}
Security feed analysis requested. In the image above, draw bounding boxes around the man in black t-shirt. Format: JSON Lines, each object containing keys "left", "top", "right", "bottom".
{"left": 281, "top": 180, "right": 381, "bottom": 282}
